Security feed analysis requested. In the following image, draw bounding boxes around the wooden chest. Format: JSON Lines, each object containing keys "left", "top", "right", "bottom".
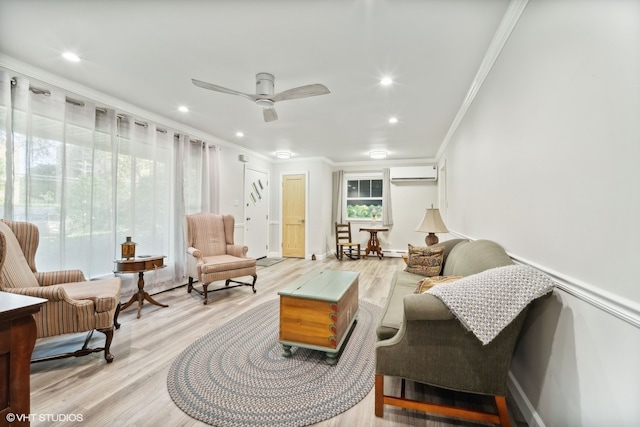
{"left": 278, "top": 270, "right": 359, "bottom": 365}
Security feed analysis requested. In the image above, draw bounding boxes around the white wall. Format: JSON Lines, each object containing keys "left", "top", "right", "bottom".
{"left": 441, "top": 0, "right": 640, "bottom": 425}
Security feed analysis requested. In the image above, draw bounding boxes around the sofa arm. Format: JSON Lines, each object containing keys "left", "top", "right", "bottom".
{"left": 403, "top": 293, "right": 456, "bottom": 321}
{"left": 35, "top": 269, "right": 86, "bottom": 286}
{"left": 227, "top": 244, "right": 248, "bottom": 258}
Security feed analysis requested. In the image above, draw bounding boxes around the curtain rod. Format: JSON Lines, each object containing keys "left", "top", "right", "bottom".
{"left": 10, "top": 77, "right": 213, "bottom": 141}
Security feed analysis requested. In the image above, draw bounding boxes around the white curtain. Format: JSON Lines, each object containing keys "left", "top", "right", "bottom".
{"left": 332, "top": 170, "right": 344, "bottom": 224}
{"left": 173, "top": 135, "right": 220, "bottom": 281}
{"left": 382, "top": 167, "right": 393, "bottom": 226}
{"left": 0, "top": 70, "right": 220, "bottom": 297}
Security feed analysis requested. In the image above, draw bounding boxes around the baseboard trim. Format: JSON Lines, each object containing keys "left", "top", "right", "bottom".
{"left": 507, "top": 372, "right": 546, "bottom": 427}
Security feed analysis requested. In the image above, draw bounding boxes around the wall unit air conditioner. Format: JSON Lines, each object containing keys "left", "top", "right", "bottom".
{"left": 389, "top": 165, "right": 437, "bottom": 182}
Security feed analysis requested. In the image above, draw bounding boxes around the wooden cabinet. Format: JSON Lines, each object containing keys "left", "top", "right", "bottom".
{"left": 0, "top": 292, "right": 46, "bottom": 427}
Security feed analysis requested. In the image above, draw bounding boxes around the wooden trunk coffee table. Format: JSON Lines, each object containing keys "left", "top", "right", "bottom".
{"left": 278, "top": 270, "right": 359, "bottom": 365}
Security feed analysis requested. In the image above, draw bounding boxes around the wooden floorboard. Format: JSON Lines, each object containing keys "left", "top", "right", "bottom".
{"left": 28, "top": 255, "right": 526, "bottom": 426}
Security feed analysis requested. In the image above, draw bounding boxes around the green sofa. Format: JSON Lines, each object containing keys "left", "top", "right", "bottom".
{"left": 374, "top": 239, "right": 531, "bottom": 426}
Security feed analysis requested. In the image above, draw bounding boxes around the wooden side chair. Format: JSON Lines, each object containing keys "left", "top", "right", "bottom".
{"left": 335, "top": 222, "right": 360, "bottom": 260}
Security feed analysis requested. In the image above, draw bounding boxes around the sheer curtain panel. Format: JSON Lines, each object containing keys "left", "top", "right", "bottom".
{"left": 0, "top": 69, "right": 221, "bottom": 297}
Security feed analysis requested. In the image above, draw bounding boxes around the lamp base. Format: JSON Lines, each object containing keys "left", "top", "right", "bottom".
{"left": 425, "top": 233, "right": 439, "bottom": 246}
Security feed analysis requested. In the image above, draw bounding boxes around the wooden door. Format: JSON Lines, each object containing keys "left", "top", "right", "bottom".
{"left": 282, "top": 174, "right": 306, "bottom": 258}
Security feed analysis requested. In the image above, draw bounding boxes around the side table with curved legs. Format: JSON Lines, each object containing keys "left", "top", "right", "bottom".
{"left": 359, "top": 227, "right": 389, "bottom": 259}
{"left": 114, "top": 256, "right": 168, "bottom": 319}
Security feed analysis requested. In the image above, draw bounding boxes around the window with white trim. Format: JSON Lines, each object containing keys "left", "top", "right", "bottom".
{"left": 345, "top": 173, "right": 383, "bottom": 220}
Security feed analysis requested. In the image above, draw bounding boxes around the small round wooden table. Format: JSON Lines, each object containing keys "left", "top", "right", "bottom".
{"left": 114, "top": 255, "right": 168, "bottom": 319}
{"left": 359, "top": 227, "right": 389, "bottom": 259}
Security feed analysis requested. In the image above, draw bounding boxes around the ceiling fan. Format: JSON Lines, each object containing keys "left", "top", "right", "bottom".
{"left": 192, "top": 73, "right": 330, "bottom": 122}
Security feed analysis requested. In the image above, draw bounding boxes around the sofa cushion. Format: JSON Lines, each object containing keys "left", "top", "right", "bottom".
{"left": 414, "top": 275, "right": 463, "bottom": 293}
{"left": 0, "top": 221, "right": 40, "bottom": 289}
{"left": 199, "top": 255, "right": 256, "bottom": 274}
{"left": 405, "top": 244, "right": 444, "bottom": 276}
{"left": 376, "top": 270, "right": 421, "bottom": 340}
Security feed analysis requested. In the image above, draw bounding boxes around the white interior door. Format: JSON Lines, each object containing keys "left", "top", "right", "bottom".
{"left": 244, "top": 167, "right": 269, "bottom": 259}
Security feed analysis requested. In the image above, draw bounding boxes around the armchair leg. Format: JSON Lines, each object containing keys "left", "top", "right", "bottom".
{"left": 191, "top": 276, "right": 257, "bottom": 305}
{"left": 113, "top": 303, "right": 121, "bottom": 330}
{"left": 202, "top": 283, "right": 209, "bottom": 305}
{"left": 98, "top": 327, "right": 115, "bottom": 363}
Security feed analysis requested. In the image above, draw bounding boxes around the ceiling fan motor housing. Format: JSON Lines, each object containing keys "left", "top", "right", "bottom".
{"left": 256, "top": 73, "right": 275, "bottom": 96}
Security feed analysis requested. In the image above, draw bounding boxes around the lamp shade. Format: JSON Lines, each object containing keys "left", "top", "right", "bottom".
{"left": 415, "top": 207, "right": 448, "bottom": 246}
{"left": 415, "top": 208, "right": 448, "bottom": 233}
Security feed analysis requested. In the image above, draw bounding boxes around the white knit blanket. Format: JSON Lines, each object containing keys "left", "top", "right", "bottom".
{"left": 427, "top": 264, "right": 555, "bottom": 345}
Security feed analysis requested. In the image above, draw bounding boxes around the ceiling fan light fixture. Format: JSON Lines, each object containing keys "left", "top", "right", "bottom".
{"left": 275, "top": 151, "right": 292, "bottom": 159}
{"left": 255, "top": 98, "right": 274, "bottom": 108}
{"left": 369, "top": 151, "right": 387, "bottom": 160}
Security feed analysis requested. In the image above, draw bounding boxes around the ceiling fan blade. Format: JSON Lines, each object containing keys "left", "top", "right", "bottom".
{"left": 191, "top": 79, "right": 258, "bottom": 101}
{"left": 272, "top": 84, "right": 330, "bottom": 102}
{"left": 263, "top": 107, "right": 278, "bottom": 122}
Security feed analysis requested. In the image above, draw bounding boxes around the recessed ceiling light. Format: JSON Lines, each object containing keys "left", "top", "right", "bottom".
{"left": 388, "top": 117, "right": 398, "bottom": 124}
{"left": 235, "top": 131, "right": 244, "bottom": 137}
{"left": 380, "top": 77, "right": 393, "bottom": 86}
{"left": 275, "top": 151, "right": 291, "bottom": 159}
{"left": 369, "top": 151, "right": 387, "bottom": 160}
{"left": 62, "top": 52, "right": 81, "bottom": 62}
{"left": 178, "top": 105, "right": 189, "bottom": 112}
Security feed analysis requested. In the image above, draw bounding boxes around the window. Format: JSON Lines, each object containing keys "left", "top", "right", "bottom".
{"left": 346, "top": 174, "right": 383, "bottom": 220}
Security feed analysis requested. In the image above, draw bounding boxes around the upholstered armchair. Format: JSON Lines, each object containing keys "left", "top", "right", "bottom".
{"left": 0, "top": 219, "right": 121, "bottom": 363}
{"left": 186, "top": 212, "right": 257, "bottom": 305}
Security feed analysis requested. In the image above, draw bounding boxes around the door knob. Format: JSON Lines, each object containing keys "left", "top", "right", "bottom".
{"left": 246, "top": 217, "right": 251, "bottom": 221}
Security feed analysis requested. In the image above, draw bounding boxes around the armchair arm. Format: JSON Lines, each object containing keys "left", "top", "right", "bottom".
{"left": 35, "top": 269, "right": 86, "bottom": 286}
{"left": 227, "top": 244, "right": 248, "bottom": 258}
{"left": 187, "top": 246, "right": 203, "bottom": 261}
{"left": 2, "top": 285, "right": 90, "bottom": 306}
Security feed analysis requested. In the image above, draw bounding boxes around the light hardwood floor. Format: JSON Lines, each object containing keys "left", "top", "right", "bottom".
{"left": 29, "top": 256, "right": 525, "bottom": 427}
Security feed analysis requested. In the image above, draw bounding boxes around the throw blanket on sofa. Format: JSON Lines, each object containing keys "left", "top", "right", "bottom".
{"left": 427, "top": 264, "right": 554, "bottom": 345}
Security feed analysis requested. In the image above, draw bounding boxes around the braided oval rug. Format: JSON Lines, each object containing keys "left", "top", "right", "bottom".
{"left": 167, "top": 298, "right": 381, "bottom": 427}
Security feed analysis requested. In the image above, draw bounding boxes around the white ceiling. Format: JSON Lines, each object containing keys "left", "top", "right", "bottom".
{"left": 0, "top": 0, "right": 510, "bottom": 163}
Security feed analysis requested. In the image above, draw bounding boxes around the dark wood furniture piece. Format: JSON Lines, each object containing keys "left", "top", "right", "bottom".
{"left": 114, "top": 256, "right": 167, "bottom": 319}
{"left": 0, "top": 292, "right": 46, "bottom": 427}
{"left": 278, "top": 270, "right": 359, "bottom": 365}
{"left": 335, "top": 222, "right": 361, "bottom": 260}
{"left": 359, "top": 227, "right": 389, "bottom": 259}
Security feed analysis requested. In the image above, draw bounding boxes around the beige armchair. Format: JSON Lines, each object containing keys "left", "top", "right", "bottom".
{"left": 186, "top": 212, "right": 257, "bottom": 305}
{"left": 0, "top": 219, "right": 121, "bottom": 363}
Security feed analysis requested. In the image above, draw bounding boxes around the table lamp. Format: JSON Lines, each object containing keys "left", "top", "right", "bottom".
{"left": 415, "top": 206, "right": 448, "bottom": 246}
